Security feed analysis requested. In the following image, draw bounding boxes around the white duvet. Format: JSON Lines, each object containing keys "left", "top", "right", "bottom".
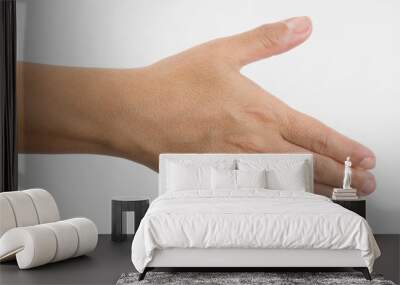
{"left": 131, "top": 189, "right": 380, "bottom": 273}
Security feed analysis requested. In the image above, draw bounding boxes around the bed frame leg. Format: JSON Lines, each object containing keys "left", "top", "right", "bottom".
{"left": 138, "top": 268, "right": 148, "bottom": 281}
{"left": 354, "top": 267, "right": 371, "bottom": 280}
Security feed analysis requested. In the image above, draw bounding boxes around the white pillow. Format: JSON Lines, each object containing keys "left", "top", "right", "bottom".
{"left": 266, "top": 163, "right": 307, "bottom": 191}
{"left": 167, "top": 163, "right": 211, "bottom": 191}
{"left": 236, "top": 169, "right": 268, "bottom": 189}
{"left": 211, "top": 168, "right": 236, "bottom": 190}
{"left": 238, "top": 160, "right": 308, "bottom": 191}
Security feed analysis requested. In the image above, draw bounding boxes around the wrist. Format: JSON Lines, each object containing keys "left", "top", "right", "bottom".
{"left": 104, "top": 67, "right": 156, "bottom": 169}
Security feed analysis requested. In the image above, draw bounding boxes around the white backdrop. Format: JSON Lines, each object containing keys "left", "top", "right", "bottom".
{"left": 17, "top": 0, "right": 400, "bottom": 233}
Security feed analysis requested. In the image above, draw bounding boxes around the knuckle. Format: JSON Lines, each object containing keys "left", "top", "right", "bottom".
{"left": 226, "top": 134, "right": 267, "bottom": 153}
{"left": 311, "top": 131, "right": 329, "bottom": 154}
{"left": 245, "top": 108, "right": 279, "bottom": 126}
{"left": 257, "top": 23, "right": 288, "bottom": 50}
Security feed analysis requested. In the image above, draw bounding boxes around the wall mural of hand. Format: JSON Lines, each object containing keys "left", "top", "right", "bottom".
{"left": 17, "top": 17, "right": 375, "bottom": 197}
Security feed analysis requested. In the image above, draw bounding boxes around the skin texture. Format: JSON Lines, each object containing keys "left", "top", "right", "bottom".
{"left": 17, "top": 17, "right": 376, "bottom": 197}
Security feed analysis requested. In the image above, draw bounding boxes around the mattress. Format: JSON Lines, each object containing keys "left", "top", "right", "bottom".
{"left": 131, "top": 189, "right": 380, "bottom": 273}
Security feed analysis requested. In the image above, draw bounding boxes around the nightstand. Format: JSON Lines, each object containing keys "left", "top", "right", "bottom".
{"left": 332, "top": 199, "right": 366, "bottom": 218}
{"left": 111, "top": 196, "right": 150, "bottom": 242}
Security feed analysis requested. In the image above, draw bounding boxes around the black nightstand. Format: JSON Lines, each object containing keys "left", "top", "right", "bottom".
{"left": 332, "top": 199, "right": 366, "bottom": 218}
{"left": 111, "top": 196, "right": 150, "bottom": 242}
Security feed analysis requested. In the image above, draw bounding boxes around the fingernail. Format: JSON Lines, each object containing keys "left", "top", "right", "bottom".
{"left": 360, "top": 176, "right": 376, "bottom": 194}
{"left": 359, "top": 157, "right": 376, "bottom": 169}
{"left": 284, "top": 16, "right": 312, "bottom": 34}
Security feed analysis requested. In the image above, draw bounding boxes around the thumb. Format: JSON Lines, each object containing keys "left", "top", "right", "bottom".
{"left": 223, "top": 17, "right": 312, "bottom": 67}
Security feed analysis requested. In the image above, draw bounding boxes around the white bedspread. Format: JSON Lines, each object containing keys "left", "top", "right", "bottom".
{"left": 131, "top": 190, "right": 380, "bottom": 272}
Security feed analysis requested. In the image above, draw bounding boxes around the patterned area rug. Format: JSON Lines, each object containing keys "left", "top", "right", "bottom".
{"left": 116, "top": 272, "right": 396, "bottom": 285}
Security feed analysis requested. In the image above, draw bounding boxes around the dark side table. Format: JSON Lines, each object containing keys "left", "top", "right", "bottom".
{"left": 332, "top": 199, "right": 366, "bottom": 218}
{"left": 112, "top": 196, "right": 150, "bottom": 242}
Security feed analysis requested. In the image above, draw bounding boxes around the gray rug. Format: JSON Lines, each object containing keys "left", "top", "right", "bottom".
{"left": 116, "top": 272, "right": 396, "bottom": 285}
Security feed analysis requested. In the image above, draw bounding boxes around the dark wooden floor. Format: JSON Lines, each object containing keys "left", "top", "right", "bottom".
{"left": 0, "top": 235, "right": 133, "bottom": 285}
{"left": 0, "top": 235, "right": 399, "bottom": 285}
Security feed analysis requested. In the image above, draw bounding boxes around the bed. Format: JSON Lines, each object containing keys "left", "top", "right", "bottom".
{"left": 131, "top": 154, "right": 380, "bottom": 280}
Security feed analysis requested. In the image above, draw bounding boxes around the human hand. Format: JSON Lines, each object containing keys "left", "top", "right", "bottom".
{"left": 18, "top": 17, "right": 376, "bottom": 197}
{"left": 112, "top": 16, "right": 376, "bottom": 196}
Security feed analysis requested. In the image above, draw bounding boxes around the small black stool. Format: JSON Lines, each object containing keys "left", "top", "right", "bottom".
{"left": 111, "top": 196, "right": 149, "bottom": 242}
{"left": 332, "top": 199, "right": 366, "bottom": 218}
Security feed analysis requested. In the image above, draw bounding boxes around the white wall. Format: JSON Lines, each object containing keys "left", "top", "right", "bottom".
{"left": 17, "top": 0, "right": 400, "bottom": 233}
